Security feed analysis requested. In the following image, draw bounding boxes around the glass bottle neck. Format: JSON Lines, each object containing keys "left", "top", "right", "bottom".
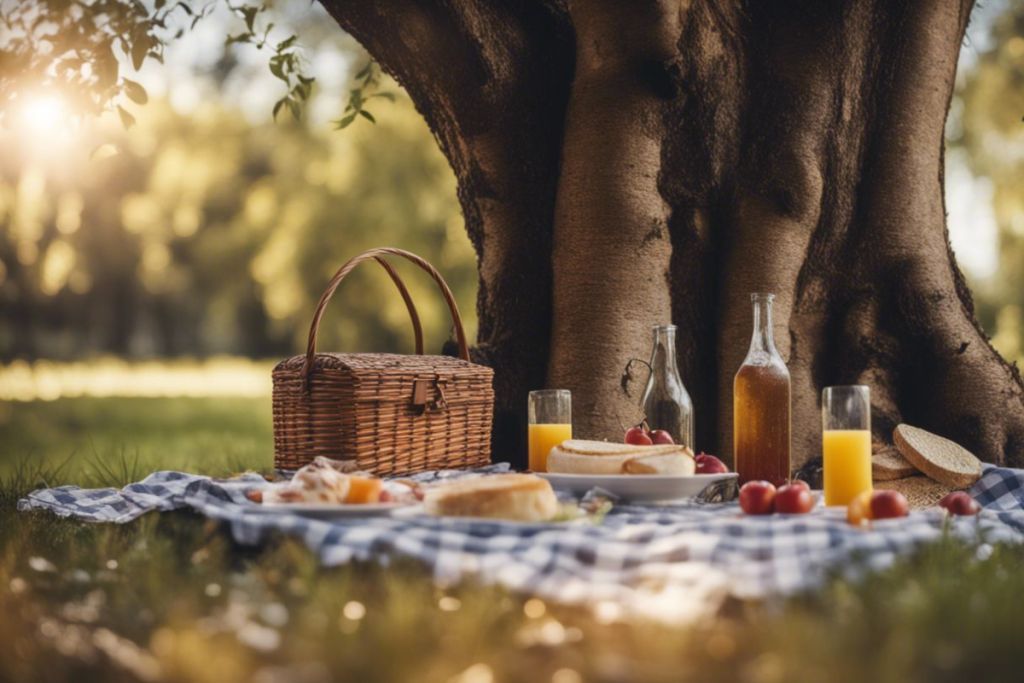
{"left": 649, "top": 326, "right": 681, "bottom": 378}
{"left": 748, "top": 295, "right": 778, "bottom": 356}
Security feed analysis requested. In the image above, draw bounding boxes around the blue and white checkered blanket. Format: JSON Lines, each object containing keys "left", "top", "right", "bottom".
{"left": 18, "top": 464, "right": 1024, "bottom": 623}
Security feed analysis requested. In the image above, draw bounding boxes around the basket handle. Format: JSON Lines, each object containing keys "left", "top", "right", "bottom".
{"left": 303, "top": 247, "right": 471, "bottom": 381}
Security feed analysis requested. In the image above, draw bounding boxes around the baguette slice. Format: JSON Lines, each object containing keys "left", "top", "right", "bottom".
{"left": 622, "top": 452, "right": 695, "bottom": 475}
{"left": 893, "top": 424, "right": 982, "bottom": 489}
{"left": 872, "top": 447, "right": 918, "bottom": 481}
{"left": 547, "top": 439, "right": 692, "bottom": 475}
{"left": 556, "top": 440, "right": 684, "bottom": 456}
{"left": 423, "top": 474, "right": 558, "bottom": 522}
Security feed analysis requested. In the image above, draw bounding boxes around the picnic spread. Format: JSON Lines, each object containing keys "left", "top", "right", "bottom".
{"left": 18, "top": 247, "right": 1024, "bottom": 623}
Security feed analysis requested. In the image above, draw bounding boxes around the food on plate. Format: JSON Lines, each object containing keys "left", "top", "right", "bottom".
{"left": 870, "top": 490, "right": 909, "bottom": 520}
{"left": 546, "top": 439, "right": 694, "bottom": 475}
{"left": 694, "top": 452, "right": 729, "bottom": 475}
{"left": 648, "top": 429, "right": 675, "bottom": 445}
{"left": 938, "top": 491, "right": 980, "bottom": 516}
{"left": 624, "top": 425, "right": 654, "bottom": 446}
{"left": 250, "top": 456, "right": 419, "bottom": 506}
{"left": 774, "top": 482, "right": 814, "bottom": 514}
{"left": 739, "top": 480, "right": 776, "bottom": 515}
{"left": 847, "top": 489, "right": 909, "bottom": 526}
{"left": 423, "top": 473, "right": 559, "bottom": 521}
{"left": 893, "top": 424, "right": 982, "bottom": 488}
{"left": 872, "top": 447, "right": 918, "bottom": 481}
{"left": 622, "top": 452, "right": 695, "bottom": 475}
{"left": 846, "top": 490, "right": 873, "bottom": 526}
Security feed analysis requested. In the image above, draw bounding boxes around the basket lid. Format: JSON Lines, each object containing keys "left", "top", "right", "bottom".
{"left": 274, "top": 352, "right": 490, "bottom": 375}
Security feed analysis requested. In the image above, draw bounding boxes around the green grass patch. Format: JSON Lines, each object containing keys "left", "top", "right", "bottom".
{"left": 1, "top": 398, "right": 1022, "bottom": 682}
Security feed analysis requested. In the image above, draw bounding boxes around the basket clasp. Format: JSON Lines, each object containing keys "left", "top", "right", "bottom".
{"left": 411, "top": 376, "right": 449, "bottom": 414}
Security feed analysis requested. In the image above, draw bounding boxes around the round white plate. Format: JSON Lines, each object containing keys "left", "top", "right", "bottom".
{"left": 249, "top": 502, "right": 411, "bottom": 518}
{"left": 537, "top": 471, "right": 738, "bottom": 503}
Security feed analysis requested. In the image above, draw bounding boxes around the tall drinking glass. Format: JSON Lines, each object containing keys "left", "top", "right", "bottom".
{"left": 822, "top": 385, "right": 873, "bottom": 506}
{"left": 528, "top": 390, "right": 572, "bottom": 472}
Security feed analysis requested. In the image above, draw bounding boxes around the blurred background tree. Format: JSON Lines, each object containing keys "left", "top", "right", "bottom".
{"left": 948, "top": 0, "right": 1024, "bottom": 366}
{"left": 0, "top": 1, "right": 476, "bottom": 363}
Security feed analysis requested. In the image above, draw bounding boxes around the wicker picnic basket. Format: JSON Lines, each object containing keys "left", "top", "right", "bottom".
{"left": 272, "top": 247, "right": 494, "bottom": 475}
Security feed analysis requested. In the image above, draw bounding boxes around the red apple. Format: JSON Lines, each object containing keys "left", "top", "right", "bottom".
{"left": 774, "top": 484, "right": 814, "bottom": 514}
{"left": 739, "top": 481, "right": 776, "bottom": 515}
{"left": 870, "top": 490, "right": 909, "bottom": 520}
{"left": 789, "top": 480, "right": 811, "bottom": 492}
{"left": 624, "top": 426, "right": 653, "bottom": 446}
{"left": 939, "top": 491, "right": 979, "bottom": 516}
{"left": 695, "top": 453, "right": 729, "bottom": 474}
{"left": 649, "top": 429, "right": 675, "bottom": 445}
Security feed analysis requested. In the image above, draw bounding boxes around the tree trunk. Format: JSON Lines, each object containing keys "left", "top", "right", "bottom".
{"left": 320, "top": 0, "right": 1024, "bottom": 470}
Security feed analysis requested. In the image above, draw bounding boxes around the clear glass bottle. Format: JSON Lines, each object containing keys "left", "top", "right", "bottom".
{"left": 640, "top": 325, "right": 694, "bottom": 450}
{"left": 733, "top": 293, "right": 791, "bottom": 485}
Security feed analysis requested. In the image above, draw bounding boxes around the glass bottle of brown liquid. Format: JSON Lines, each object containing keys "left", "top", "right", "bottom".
{"left": 733, "top": 293, "right": 791, "bottom": 485}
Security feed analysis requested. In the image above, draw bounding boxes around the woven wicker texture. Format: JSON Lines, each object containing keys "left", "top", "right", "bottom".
{"left": 272, "top": 248, "right": 494, "bottom": 475}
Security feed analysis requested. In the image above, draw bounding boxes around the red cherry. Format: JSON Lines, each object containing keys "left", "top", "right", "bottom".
{"left": 938, "top": 491, "right": 979, "bottom": 516}
{"left": 774, "top": 484, "right": 814, "bottom": 514}
{"left": 870, "top": 490, "right": 909, "bottom": 520}
{"left": 624, "top": 426, "right": 653, "bottom": 446}
{"left": 739, "top": 481, "right": 776, "bottom": 515}
{"left": 695, "top": 453, "right": 729, "bottom": 474}
{"left": 649, "top": 429, "right": 674, "bottom": 445}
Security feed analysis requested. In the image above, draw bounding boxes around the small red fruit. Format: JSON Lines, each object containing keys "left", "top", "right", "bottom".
{"left": 774, "top": 484, "right": 814, "bottom": 514}
{"left": 939, "top": 491, "right": 979, "bottom": 516}
{"left": 624, "top": 426, "right": 653, "bottom": 446}
{"left": 790, "top": 480, "right": 811, "bottom": 492}
{"left": 739, "top": 480, "right": 776, "bottom": 515}
{"left": 695, "top": 453, "right": 729, "bottom": 474}
{"left": 847, "top": 490, "right": 873, "bottom": 527}
{"left": 649, "top": 429, "right": 675, "bottom": 445}
{"left": 870, "top": 490, "right": 909, "bottom": 520}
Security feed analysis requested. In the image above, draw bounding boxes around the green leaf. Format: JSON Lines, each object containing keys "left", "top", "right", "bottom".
{"left": 272, "top": 98, "right": 286, "bottom": 121}
{"left": 354, "top": 62, "right": 372, "bottom": 79}
{"left": 242, "top": 6, "right": 258, "bottom": 32}
{"left": 286, "top": 98, "right": 300, "bottom": 121}
{"left": 123, "top": 79, "right": 148, "bottom": 105}
{"left": 269, "top": 56, "right": 285, "bottom": 80}
{"left": 358, "top": 110, "right": 376, "bottom": 124}
{"left": 226, "top": 33, "right": 252, "bottom": 46}
{"left": 176, "top": 1, "right": 193, "bottom": 15}
{"left": 276, "top": 35, "right": 297, "bottom": 52}
{"left": 116, "top": 105, "right": 136, "bottom": 129}
{"left": 131, "top": 34, "right": 152, "bottom": 71}
{"left": 371, "top": 92, "right": 396, "bottom": 102}
{"left": 334, "top": 113, "right": 356, "bottom": 129}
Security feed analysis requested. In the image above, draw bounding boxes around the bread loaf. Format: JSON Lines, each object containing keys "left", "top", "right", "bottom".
{"left": 893, "top": 424, "right": 982, "bottom": 489}
{"left": 423, "top": 474, "right": 558, "bottom": 521}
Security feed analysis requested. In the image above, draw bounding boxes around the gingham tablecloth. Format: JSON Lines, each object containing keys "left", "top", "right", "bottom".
{"left": 18, "top": 464, "right": 1024, "bottom": 623}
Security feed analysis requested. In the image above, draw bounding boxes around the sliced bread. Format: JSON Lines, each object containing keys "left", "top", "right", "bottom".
{"left": 872, "top": 447, "right": 918, "bottom": 481}
{"left": 622, "top": 452, "right": 695, "bottom": 475}
{"left": 423, "top": 474, "right": 558, "bottom": 521}
{"left": 893, "top": 424, "right": 982, "bottom": 489}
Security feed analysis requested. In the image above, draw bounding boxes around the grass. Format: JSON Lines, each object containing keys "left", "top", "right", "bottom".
{"left": 1, "top": 397, "right": 1022, "bottom": 682}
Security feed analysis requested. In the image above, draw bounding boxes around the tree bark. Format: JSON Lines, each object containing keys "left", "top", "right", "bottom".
{"left": 319, "top": 0, "right": 1024, "bottom": 469}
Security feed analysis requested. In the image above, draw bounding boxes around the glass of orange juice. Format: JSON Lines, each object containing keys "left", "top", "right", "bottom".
{"left": 528, "top": 390, "right": 572, "bottom": 472}
{"left": 822, "top": 385, "right": 873, "bottom": 506}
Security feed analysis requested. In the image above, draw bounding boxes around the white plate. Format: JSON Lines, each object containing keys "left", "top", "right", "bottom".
{"left": 537, "top": 471, "right": 738, "bottom": 503}
{"left": 249, "top": 502, "right": 411, "bottom": 518}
